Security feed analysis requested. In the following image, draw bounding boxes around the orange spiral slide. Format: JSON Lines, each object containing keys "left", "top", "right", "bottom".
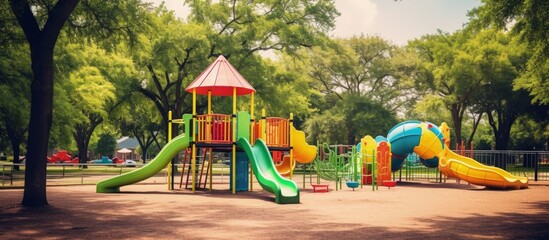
{"left": 275, "top": 126, "right": 317, "bottom": 176}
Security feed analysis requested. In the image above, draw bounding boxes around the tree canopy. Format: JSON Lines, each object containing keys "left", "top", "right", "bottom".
{"left": 2, "top": 0, "right": 547, "bottom": 208}
{"left": 470, "top": 0, "right": 549, "bottom": 104}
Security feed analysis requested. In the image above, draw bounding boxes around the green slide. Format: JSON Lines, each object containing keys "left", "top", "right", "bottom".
{"left": 237, "top": 137, "right": 300, "bottom": 204}
{"left": 96, "top": 134, "right": 189, "bottom": 193}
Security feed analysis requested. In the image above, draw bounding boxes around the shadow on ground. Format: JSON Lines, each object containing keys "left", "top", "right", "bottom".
{"left": 1, "top": 187, "right": 548, "bottom": 240}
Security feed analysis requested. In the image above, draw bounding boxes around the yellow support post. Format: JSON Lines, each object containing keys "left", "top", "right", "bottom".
{"left": 261, "top": 109, "right": 266, "bottom": 139}
{"left": 207, "top": 90, "right": 212, "bottom": 142}
{"left": 232, "top": 87, "right": 237, "bottom": 194}
{"left": 167, "top": 111, "right": 172, "bottom": 190}
{"left": 209, "top": 148, "right": 213, "bottom": 190}
{"left": 208, "top": 90, "right": 212, "bottom": 114}
{"left": 249, "top": 92, "right": 255, "bottom": 191}
{"left": 250, "top": 92, "right": 255, "bottom": 126}
{"left": 208, "top": 90, "right": 213, "bottom": 191}
{"left": 289, "top": 113, "right": 294, "bottom": 180}
{"left": 192, "top": 89, "right": 197, "bottom": 192}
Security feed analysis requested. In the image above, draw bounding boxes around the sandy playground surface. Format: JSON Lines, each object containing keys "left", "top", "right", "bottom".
{"left": 1, "top": 179, "right": 549, "bottom": 240}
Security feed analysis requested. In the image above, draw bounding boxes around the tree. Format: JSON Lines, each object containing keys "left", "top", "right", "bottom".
{"left": 9, "top": 0, "right": 149, "bottom": 207}
{"left": 470, "top": 0, "right": 549, "bottom": 104}
{"left": 511, "top": 115, "right": 548, "bottom": 150}
{"left": 136, "top": 0, "right": 339, "bottom": 140}
{"left": 299, "top": 36, "right": 412, "bottom": 143}
{"left": 95, "top": 133, "right": 116, "bottom": 157}
{"left": 482, "top": 87, "right": 532, "bottom": 150}
{"left": 304, "top": 93, "right": 397, "bottom": 145}
{"left": 55, "top": 43, "right": 135, "bottom": 165}
{"left": 9, "top": 0, "right": 79, "bottom": 206}
{"left": 135, "top": 9, "right": 210, "bottom": 139}
{"left": 246, "top": 58, "right": 316, "bottom": 122}
{"left": 301, "top": 36, "right": 423, "bottom": 112}
{"left": 115, "top": 94, "right": 163, "bottom": 164}
{"left": 0, "top": 126, "right": 9, "bottom": 156}
{"left": 304, "top": 37, "right": 396, "bottom": 102}
{"left": 473, "top": 32, "right": 534, "bottom": 150}
{"left": 0, "top": 40, "right": 31, "bottom": 170}
{"left": 411, "top": 30, "right": 491, "bottom": 145}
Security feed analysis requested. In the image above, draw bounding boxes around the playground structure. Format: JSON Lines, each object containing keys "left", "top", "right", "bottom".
{"left": 314, "top": 136, "right": 395, "bottom": 191}
{"left": 358, "top": 136, "right": 395, "bottom": 188}
{"left": 314, "top": 120, "right": 528, "bottom": 191}
{"left": 47, "top": 150, "right": 79, "bottom": 164}
{"left": 96, "top": 56, "right": 317, "bottom": 204}
{"left": 387, "top": 121, "right": 528, "bottom": 189}
{"left": 95, "top": 57, "right": 526, "bottom": 205}
{"left": 314, "top": 144, "right": 352, "bottom": 191}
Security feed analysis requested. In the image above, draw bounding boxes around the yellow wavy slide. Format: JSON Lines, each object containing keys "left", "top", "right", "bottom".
{"left": 438, "top": 148, "right": 528, "bottom": 189}
{"left": 430, "top": 123, "right": 528, "bottom": 189}
{"left": 275, "top": 126, "right": 317, "bottom": 176}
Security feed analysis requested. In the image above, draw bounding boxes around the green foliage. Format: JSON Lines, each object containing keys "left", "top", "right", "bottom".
{"left": 298, "top": 36, "right": 412, "bottom": 143}
{"left": 474, "top": 132, "right": 495, "bottom": 150}
{"left": 54, "top": 43, "right": 117, "bottom": 129}
{"left": 186, "top": 0, "right": 339, "bottom": 56}
{"left": 513, "top": 56, "right": 549, "bottom": 105}
{"left": 510, "top": 116, "right": 548, "bottom": 150}
{"left": 5, "top": 0, "right": 547, "bottom": 170}
{"left": 95, "top": 133, "right": 116, "bottom": 157}
{"left": 252, "top": 59, "right": 315, "bottom": 123}
{"left": 410, "top": 29, "right": 510, "bottom": 144}
{"left": 114, "top": 92, "right": 164, "bottom": 161}
{"left": 0, "top": 39, "right": 30, "bottom": 161}
{"left": 409, "top": 94, "right": 449, "bottom": 124}
{"left": 134, "top": 1, "right": 339, "bottom": 140}
{"left": 305, "top": 94, "right": 397, "bottom": 145}
{"left": 470, "top": 0, "right": 549, "bottom": 104}
{"left": 63, "top": 0, "right": 153, "bottom": 50}
{"left": 51, "top": 42, "right": 136, "bottom": 161}
{"left": 0, "top": 1, "right": 23, "bottom": 44}
{"left": 472, "top": 33, "right": 534, "bottom": 149}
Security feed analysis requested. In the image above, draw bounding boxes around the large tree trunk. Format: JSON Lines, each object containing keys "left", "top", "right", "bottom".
{"left": 22, "top": 44, "right": 55, "bottom": 207}
{"left": 11, "top": 0, "right": 80, "bottom": 207}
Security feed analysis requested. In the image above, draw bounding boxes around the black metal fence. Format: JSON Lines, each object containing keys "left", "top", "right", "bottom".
{"left": 2, "top": 150, "right": 548, "bottom": 187}
{"left": 396, "top": 150, "right": 549, "bottom": 182}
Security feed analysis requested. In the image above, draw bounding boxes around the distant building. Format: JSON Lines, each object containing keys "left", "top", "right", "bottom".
{"left": 115, "top": 137, "right": 140, "bottom": 161}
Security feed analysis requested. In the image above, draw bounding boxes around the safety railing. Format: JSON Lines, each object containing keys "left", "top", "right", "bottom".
{"left": 264, "top": 117, "right": 289, "bottom": 147}
{"left": 2, "top": 151, "right": 546, "bottom": 188}
{"left": 196, "top": 114, "right": 232, "bottom": 144}
{"left": 0, "top": 163, "right": 151, "bottom": 187}
{"left": 395, "top": 150, "right": 549, "bottom": 182}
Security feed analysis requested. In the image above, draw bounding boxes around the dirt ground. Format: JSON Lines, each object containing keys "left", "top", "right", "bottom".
{"left": 1, "top": 180, "right": 549, "bottom": 240}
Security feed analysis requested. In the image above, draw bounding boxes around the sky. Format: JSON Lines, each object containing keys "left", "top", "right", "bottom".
{"left": 151, "top": 0, "right": 481, "bottom": 46}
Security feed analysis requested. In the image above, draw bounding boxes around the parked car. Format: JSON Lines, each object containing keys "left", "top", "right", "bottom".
{"left": 122, "top": 159, "right": 137, "bottom": 167}
{"left": 112, "top": 157, "right": 124, "bottom": 164}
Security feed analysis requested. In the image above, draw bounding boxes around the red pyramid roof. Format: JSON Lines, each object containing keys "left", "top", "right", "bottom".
{"left": 185, "top": 55, "right": 255, "bottom": 96}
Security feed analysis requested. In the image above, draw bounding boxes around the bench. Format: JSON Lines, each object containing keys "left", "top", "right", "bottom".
{"left": 311, "top": 184, "right": 329, "bottom": 193}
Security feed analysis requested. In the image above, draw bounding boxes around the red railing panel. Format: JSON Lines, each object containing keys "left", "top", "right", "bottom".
{"left": 196, "top": 114, "right": 232, "bottom": 144}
